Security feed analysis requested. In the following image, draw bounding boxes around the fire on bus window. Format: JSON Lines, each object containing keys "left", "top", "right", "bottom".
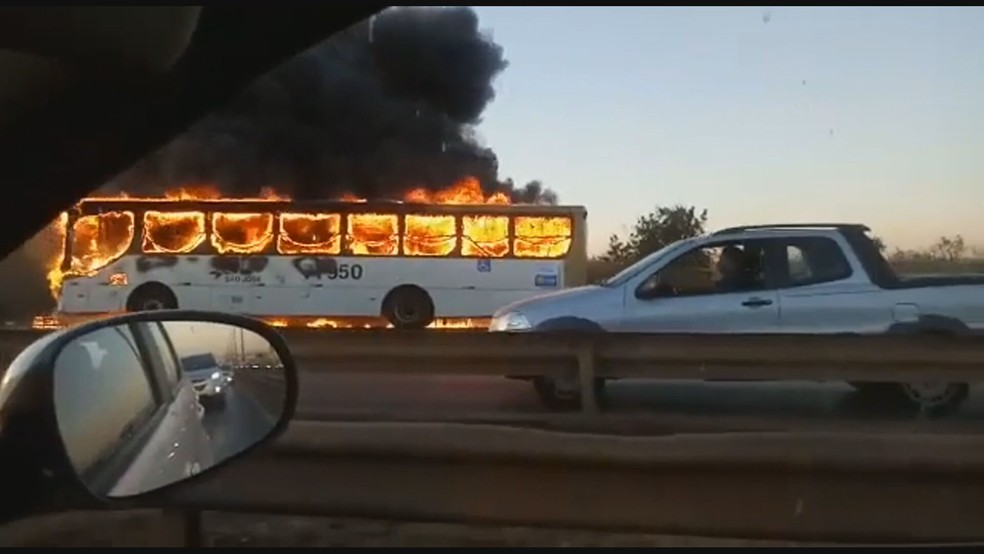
{"left": 42, "top": 176, "right": 585, "bottom": 329}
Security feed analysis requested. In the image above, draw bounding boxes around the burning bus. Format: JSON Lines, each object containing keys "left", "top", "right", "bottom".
{"left": 46, "top": 178, "right": 587, "bottom": 329}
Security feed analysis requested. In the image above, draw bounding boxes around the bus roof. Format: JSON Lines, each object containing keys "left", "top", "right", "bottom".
{"left": 75, "top": 198, "right": 587, "bottom": 216}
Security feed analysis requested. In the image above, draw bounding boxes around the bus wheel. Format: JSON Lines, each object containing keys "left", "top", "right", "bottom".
{"left": 126, "top": 284, "right": 177, "bottom": 312}
{"left": 383, "top": 286, "right": 434, "bottom": 329}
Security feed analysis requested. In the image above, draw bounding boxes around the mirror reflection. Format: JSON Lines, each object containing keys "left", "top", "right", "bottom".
{"left": 52, "top": 320, "right": 286, "bottom": 498}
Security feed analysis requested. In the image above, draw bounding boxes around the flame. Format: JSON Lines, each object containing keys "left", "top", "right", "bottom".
{"left": 89, "top": 184, "right": 290, "bottom": 202}
{"left": 404, "top": 176, "right": 510, "bottom": 205}
{"left": 404, "top": 214, "right": 456, "bottom": 256}
{"left": 69, "top": 211, "right": 135, "bottom": 274}
{"left": 45, "top": 212, "right": 69, "bottom": 299}
{"left": 165, "top": 186, "right": 223, "bottom": 200}
{"left": 514, "top": 216, "right": 572, "bottom": 258}
{"left": 261, "top": 316, "right": 489, "bottom": 330}
{"left": 211, "top": 212, "right": 274, "bottom": 254}
{"left": 346, "top": 213, "right": 398, "bottom": 256}
{"left": 30, "top": 314, "right": 490, "bottom": 331}
{"left": 142, "top": 211, "right": 206, "bottom": 253}
{"left": 43, "top": 177, "right": 574, "bottom": 299}
{"left": 462, "top": 215, "right": 509, "bottom": 258}
{"left": 278, "top": 213, "right": 342, "bottom": 255}
{"left": 32, "top": 315, "right": 62, "bottom": 330}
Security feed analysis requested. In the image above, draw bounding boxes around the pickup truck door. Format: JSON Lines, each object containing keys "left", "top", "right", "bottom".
{"left": 619, "top": 238, "right": 781, "bottom": 333}
{"left": 771, "top": 236, "right": 882, "bottom": 333}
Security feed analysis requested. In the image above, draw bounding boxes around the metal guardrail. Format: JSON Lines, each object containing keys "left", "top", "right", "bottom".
{"left": 5, "top": 328, "right": 984, "bottom": 542}
{"left": 156, "top": 422, "right": 984, "bottom": 544}
{"left": 5, "top": 327, "right": 984, "bottom": 413}
{"left": 291, "top": 329, "right": 984, "bottom": 412}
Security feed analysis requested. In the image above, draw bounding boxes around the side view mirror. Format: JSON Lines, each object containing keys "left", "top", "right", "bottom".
{"left": 0, "top": 310, "right": 297, "bottom": 523}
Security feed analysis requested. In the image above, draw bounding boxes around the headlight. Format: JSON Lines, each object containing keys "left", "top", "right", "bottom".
{"left": 489, "top": 311, "right": 532, "bottom": 332}
{"left": 211, "top": 371, "right": 222, "bottom": 380}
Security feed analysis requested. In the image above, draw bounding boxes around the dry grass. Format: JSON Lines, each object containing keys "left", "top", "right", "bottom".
{"left": 890, "top": 259, "right": 984, "bottom": 276}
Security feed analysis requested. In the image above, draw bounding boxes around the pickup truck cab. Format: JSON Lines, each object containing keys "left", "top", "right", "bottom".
{"left": 490, "top": 224, "right": 984, "bottom": 414}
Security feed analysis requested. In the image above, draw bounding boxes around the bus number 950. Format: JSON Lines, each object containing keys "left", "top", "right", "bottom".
{"left": 326, "top": 263, "right": 363, "bottom": 280}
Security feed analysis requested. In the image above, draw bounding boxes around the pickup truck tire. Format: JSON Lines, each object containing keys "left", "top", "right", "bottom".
{"left": 533, "top": 373, "right": 607, "bottom": 412}
{"left": 849, "top": 379, "right": 968, "bottom": 416}
{"left": 897, "top": 382, "right": 969, "bottom": 416}
{"left": 873, "top": 325, "right": 972, "bottom": 417}
{"left": 529, "top": 317, "right": 608, "bottom": 411}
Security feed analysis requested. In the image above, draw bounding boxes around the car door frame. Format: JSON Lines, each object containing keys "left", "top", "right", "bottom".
{"left": 77, "top": 323, "right": 173, "bottom": 496}
{"left": 114, "top": 321, "right": 214, "bottom": 493}
{"left": 620, "top": 237, "right": 783, "bottom": 333}
{"left": 764, "top": 234, "right": 873, "bottom": 333}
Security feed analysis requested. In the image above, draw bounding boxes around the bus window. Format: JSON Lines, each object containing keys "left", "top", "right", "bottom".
{"left": 513, "top": 216, "right": 573, "bottom": 258}
{"left": 211, "top": 212, "right": 275, "bottom": 254}
{"left": 278, "top": 213, "right": 342, "bottom": 255}
{"left": 404, "top": 214, "right": 457, "bottom": 256}
{"left": 346, "top": 213, "right": 398, "bottom": 256}
{"left": 69, "top": 211, "right": 134, "bottom": 274}
{"left": 461, "top": 215, "right": 509, "bottom": 258}
{"left": 142, "top": 211, "right": 206, "bottom": 254}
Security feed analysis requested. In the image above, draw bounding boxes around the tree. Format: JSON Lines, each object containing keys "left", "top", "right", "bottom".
{"left": 870, "top": 235, "right": 887, "bottom": 254}
{"left": 930, "top": 234, "right": 965, "bottom": 262}
{"left": 600, "top": 205, "right": 708, "bottom": 266}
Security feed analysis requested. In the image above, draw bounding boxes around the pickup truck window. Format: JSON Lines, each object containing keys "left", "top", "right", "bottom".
{"left": 781, "top": 237, "right": 853, "bottom": 287}
{"left": 640, "top": 241, "right": 768, "bottom": 297}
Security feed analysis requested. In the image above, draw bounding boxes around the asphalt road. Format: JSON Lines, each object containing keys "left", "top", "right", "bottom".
{"left": 201, "top": 369, "right": 286, "bottom": 460}
{"left": 292, "top": 369, "right": 984, "bottom": 433}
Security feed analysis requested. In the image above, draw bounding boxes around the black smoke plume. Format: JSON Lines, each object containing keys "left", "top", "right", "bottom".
{"left": 106, "top": 6, "right": 557, "bottom": 204}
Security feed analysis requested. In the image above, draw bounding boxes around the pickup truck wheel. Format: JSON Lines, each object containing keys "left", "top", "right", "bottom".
{"left": 532, "top": 373, "right": 606, "bottom": 411}
{"left": 898, "top": 382, "right": 969, "bottom": 416}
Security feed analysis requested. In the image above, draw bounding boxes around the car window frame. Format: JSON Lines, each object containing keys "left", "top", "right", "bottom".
{"left": 774, "top": 236, "right": 854, "bottom": 289}
{"left": 634, "top": 238, "right": 774, "bottom": 300}
{"left": 74, "top": 322, "right": 174, "bottom": 496}
{"left": 134, "top": 321, "right": 184, "bottom": 397}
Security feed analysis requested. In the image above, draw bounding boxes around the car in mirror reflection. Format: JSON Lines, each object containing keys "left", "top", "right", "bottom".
{"left": 183, "top": 352, "right": 228, "bottom": 409}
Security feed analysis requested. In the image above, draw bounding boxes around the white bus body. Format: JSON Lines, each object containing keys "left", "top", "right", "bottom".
{"left": 55, "top": 200, "right": 588, "bottom": 328}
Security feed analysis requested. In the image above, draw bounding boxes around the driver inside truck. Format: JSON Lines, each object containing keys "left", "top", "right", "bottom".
{"left": 716, "top": 245, "right": 754, "bottom": 292}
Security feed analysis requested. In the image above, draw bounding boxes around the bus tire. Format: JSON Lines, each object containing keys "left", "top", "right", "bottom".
{"left": 382, "top": 286, "right": 434, "bottom": 329}
{"left": 126, "top": 283, "right": 177, "bottom": 312}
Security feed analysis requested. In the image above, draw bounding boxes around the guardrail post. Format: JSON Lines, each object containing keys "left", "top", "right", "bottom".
{"left": 578, "top": 345, "right": 597, "bottom": 414}
{"left": 156, "top": 509, "right": 203, "bottom": 547}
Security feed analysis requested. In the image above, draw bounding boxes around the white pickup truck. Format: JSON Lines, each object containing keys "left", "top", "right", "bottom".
{"left": 489, "top": 223, "right": 984, "bottom": 414}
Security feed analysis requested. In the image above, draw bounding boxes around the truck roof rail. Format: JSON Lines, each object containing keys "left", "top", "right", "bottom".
{"left": 711, "top": 223, "right": 871, "bottom": 236}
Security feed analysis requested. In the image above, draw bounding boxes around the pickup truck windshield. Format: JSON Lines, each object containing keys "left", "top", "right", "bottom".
{"left": 601, "top": 239, "right": 695, "bottom": 288}
{"left": 181, "top": 353, "right": 219, "bottom": 373}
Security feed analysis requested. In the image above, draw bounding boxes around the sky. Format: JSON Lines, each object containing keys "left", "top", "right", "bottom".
{"left": 470, "top": 7, "right": 984, "bottom": 256}
{"left": 162, "top": 322, "right": 276, "bottom": 364}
